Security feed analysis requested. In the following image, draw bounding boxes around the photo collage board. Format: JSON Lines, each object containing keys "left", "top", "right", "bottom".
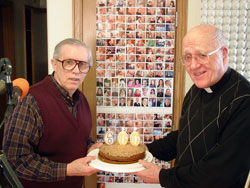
{"left": 95, "top": 0, "right": 176, "bottom": 186}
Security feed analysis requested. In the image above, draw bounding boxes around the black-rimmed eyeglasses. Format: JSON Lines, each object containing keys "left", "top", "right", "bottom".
{"left": 55, "top": 59, "right": 90, "bottom": 73}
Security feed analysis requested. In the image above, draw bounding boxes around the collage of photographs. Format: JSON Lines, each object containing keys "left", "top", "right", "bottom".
{"left": 95, "top": 0, "right": 175, "bottom": 186}
{"left": 96, "top": 0, "right": 176, "bottom": 108}
{"left": 96, "top": 112, "right": 172, "bottom": 186}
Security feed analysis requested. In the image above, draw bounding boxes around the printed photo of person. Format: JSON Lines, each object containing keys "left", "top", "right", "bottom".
{"left": 119, "top": 97, "right": 126, "bottom": 106}
{"left": 134, "top": 97, "right": 141, "bottom": 106}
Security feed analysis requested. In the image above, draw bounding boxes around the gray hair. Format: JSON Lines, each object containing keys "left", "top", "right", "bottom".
{"left": 53, "top": 38, "right": 93, "bottom": 66}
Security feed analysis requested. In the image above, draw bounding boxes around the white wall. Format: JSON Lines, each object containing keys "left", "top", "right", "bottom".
{"left": 185, "top": 0, "right": 201, "bottom": 93}
{"left": 47, "top": 0, "right": 73, "bottom": 74}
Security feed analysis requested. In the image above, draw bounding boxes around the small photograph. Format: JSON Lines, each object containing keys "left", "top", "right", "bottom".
{"left": 135, "top": 62, "right": 145, "bottom": 70}
{"left": 142, "top": 88, "right": 149, "bottom": 97}
{"left": 149, "top": 88, "right": 156, "bottom": 97}
{"left": 146, "top": 16, "right": 156, "bottom": 23}
{"left": 107, "top": 0, "right": 116, "bottom": 6}
{"left": 116, "top": 47, "right": 126, "bottom": 54}
{"left": 97, "top": 0, "right": 106, "bottom": 7}
{"left": 104, "top": 88, "right": 111, "bottom": 97}
{"left": 135, "top": 70, "right": 144, "bottom": 77}
{"left": 146, "top": 32, "right": 155, "bottom": 39}
{"left": 127, "top": 0, "right": 136, "bottom": 7}
{"left": 119, "top": 97, "right": 126, "bottom": 106}
{"left": 157, "top": 79, "right": 164, "bottom": 88}
{"left": 168, "top": 8, "right": 176, "bottom": 15}
{"left": 117, "top": 15, "right": 125, "bottom": 23}
{"left": 125, "top": 113, "right": 135, "bottom": 120}
{"left": 144, "top": 135, "right": 153, "bottom": 142}
{"left": 164, "top": 88, "right": 171, "bottom": 97}
{"left": 156, "top": 97, "right": 164, "bottom": 107}
{"left": 137, "top": 0, "right": 146, "bottom": 7}
{"left": 96, "top": 78, "right": 104, "bottom": 87}
{"left": 126, "top": 31, "right": 136, "bottom": 38}
{"left": 103, "top": 97, "right": 111, "bottom": 106}
{"left": 104, "top": 78, "right": 111, "bottom": 87}
{"left": 115, "top": 176, "right": 124, "bottom": 183}
{"left": 166, "top": 31, "right": 175, "bottom": 39}
{"left": 146, "top": 24, "right": 155, "bottom": 31}
{"left": 106, "top": 7, "right": 116, "bottom": 14}
{"left": 116, "top": 113, "right": 124, "bottom": 120}
{"left": 134, "top": 89, "right": 141, "bottom": 97}
{"left": 124, "top": 176, "right": 134, "bottom": 183}
{"left": 117, "top": 7, "right": 126, "bottom": 15}
{"left": 97, "top": 97, "right": 103, "bottom": 106}
{"left": 144, "top": 113, "right": 154, "bottom": 120}
{"left": 146, "top": 47, "right": 155, "bottom": 54}
{"left": 156, "top": 32, "right": 166, "bottom": 39}
{"left": 134, "top": 78, "right": 142, "bottom": 87}
{"left": 146, "top": 62, "right": 154, "bottom": 69}
{"left": 142, "top": 78, "right": 149, "bottom": 87}
{"left": 116, "top": 39, "right": 125, "bottom": 46}
{"left": 136, "top": 55, "right": 145, "bottom": 62}
{"left": 164, "top": 97, "right": 171, "bottom": 107}
{"left": 136, "top": 16, "right": 145, "bottom": 24}
{"left": 96, "top": 70, "right": 105, "bottom": 77}
{"left": 112, "top": 98, "right": 118, "bottom": 106}
{"left": 158, "top": 8, "right": 167, "bottom": 15}
{"left": 136, "top": 31, "right": 145, "bottom": 39}
{"left": 165, "top": 70, "right": 174, "bottom": 78}
{"left": 157, "top": 15, "right": 165, "bottom": 23}
{"left": 136, "top": 24, "right": 146, "bottom": 32}
{"left": 156, "top": 24, "right": 166, "bottom": 31}
{"left": 127, "top": 97, "right": 134, "bottom": 106}
{"left": 116, "top": 0, "right": 126, "bottom": 7}
{"left": 127, "top": 15, "right": 136, "bottom": 23}
{"left": 146, "top": 7, "right": 156, "bottom": 15}
{"left": 126, "top": 70, "right": 135, "bottom": 77}
{"left": 136, "top": 7, "right": 146, "bottom": 15}
{"left": 155, "top": 70, "right": 164, "bottom": 77}
{"left": 96, "top": 39, "right": 106, "bottom": 46}
{"left": 134, "top": 97, "right": 141, "bottom": 106}
{"left": 107, "top": 15, "right": 115, "bottom": 23}
{"left": 144, "top": 127, "right": 153, "bottom": 134}
{"left": 97, "top": 7, "right": 106, "bottom": 15}
{"left": 127, "top": 78, "right": 134, "bottom": 87}
{"left": 141, "top": 97, "right": 149, "bottom": 107}
{"left": 165, "top": 15, "right": 175, "bottom": 23}
{"left": 167, "top": 0, "right": 175, "bottom": 7}
{"left": 157, "top": 0, "right": 165, "bottom": 7}
{"left": 117, "top": 62, "right": 126, "bottom": 70}
{"left": 145, "top": 70, "right": 155, "bottom": 77}
{"left": 119, "top": 78, "right": 126, "bottom": 87}
{"left": 97, "top": 127, "right": 106, "bottom": 134}
{"left": 165, "top": 79, "right": 172, "bottom": 88}
{"left": 157, "top": 88, "right": 164, "bottom": 97}
{"left": 146, "top": 0, "right": 156, "bottom": 7}
{"left": 116, "top": 23, "right": 125, "bottom": 31}
{"left": 127, "top": 7, "right": 136, "bottom": 15}
{"left": 117, "top": 69, "right": 126, "bottom": 77}
{"left": 127, "top": 88, "right": 134, "bottom": 97}
{"left": 117, "top": 54, "right": 126, "bottom": 62}
{"left": 146, "top": 40, "right": 156, "bottom": 47}
{"left": 149, "top": 97, "right": 156, "bottom": 107}
{"left": 97, "top": 87, "right": 103, "bottom": 96}
{"left": 119, "top": 88, "right": 126, "bottom": 97}
{"left": 97, "top": 31, "right": 106, "bottom": 38}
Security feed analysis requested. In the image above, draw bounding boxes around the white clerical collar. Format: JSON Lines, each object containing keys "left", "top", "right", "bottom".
{"left": 204, "top": 87, "right": 213, "bottom": 93}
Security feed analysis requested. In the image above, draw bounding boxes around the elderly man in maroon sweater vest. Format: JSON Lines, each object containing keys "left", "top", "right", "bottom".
{"left": 3, "top": 38, "right": 102, "bottom": 188}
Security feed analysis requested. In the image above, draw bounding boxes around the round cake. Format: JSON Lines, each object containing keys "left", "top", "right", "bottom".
{"left": 98, "top": 142, "right": 146, "bottom": 164}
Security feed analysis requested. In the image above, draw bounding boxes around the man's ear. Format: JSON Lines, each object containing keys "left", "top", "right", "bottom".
{"left": 222, "top": 46, "right": 228, "bottom": 65}
{"left": 51, "top": 59, "right": 57, "bottom": 71}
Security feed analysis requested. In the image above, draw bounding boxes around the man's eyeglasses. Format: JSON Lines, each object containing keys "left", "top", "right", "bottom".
{"left": 55, "top": 59, "right": 90, "bottom": 73}
{"left": 180, "top": 47, "right": 222, "bottom": 66}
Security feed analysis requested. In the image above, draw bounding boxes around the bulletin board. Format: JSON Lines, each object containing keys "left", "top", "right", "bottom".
{"left": 95, "top": 0, "right": 176, "bottom": 187}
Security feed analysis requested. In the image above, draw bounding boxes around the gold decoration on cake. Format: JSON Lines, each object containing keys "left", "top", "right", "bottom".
{"left": 130, "top": 127, "right": 140, "bottom": 146}
{"left": 117, "top": 127, "right": 128, "bottom": 145}
{"left": 104, "top": 128, "right": 114, "bottom": 145}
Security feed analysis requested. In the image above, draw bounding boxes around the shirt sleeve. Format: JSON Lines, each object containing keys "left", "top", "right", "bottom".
{"left": 3, "top": 94, "right": 67, "bottom": 182}
{"left": 157, "top": 100, "right": 250, "bottom": 188}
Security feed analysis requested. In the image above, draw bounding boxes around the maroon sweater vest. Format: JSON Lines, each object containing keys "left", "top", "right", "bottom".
{"left": 20, "top": 76, "right": 92, "bottom": 188}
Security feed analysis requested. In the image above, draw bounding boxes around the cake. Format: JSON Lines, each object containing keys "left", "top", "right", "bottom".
{"left": 98, "top": 142, "right": 146, "bottom": 164}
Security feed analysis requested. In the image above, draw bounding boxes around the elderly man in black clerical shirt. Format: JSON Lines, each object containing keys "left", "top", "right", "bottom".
{"left": 132, "top": 24, "right": 250, "bottom": 188}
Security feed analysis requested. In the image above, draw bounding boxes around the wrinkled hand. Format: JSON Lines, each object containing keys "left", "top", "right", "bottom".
{"left": 67, "top": 156, "right": 99, "bottom": 176}
{"left": 132, "top": 160, "right": 161, "bottom": 183}
{"left": 87, "top": 142, "right": 103, "bottom": 154}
